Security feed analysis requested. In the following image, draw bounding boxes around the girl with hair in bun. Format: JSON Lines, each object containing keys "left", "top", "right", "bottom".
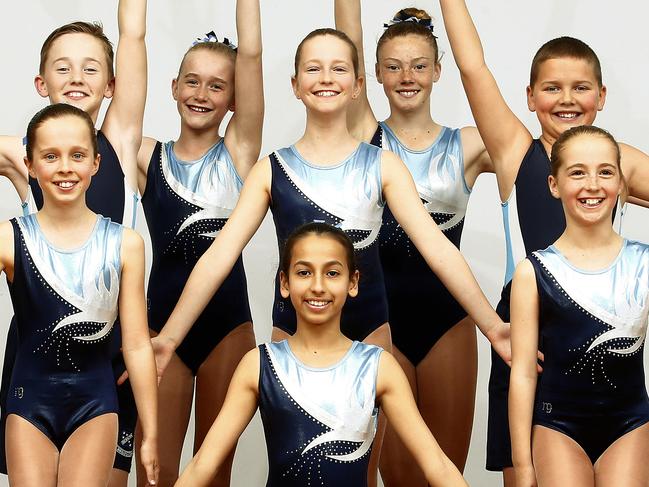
{"left": 152, "top": 26, "right": 508, "bottom": 486}
{"left": 334, "top": 2, "right": 501, "bottom": 482}
{"left": 175, "top": 222, "right": 469, "bottom": 487}
{"left": 510, "top": 126, "right": 649, "bottom": 486}
{"left": 133, "top": 0, "right": 263, "bottom": 484}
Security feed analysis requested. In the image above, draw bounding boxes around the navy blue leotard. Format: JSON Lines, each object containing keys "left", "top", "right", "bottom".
{"left": 7, "top": 214, "right": 123, "bottom": 450}
{"left": 259, "top": 340, "right": 382, "bottom": 486}
{"left": 141, "top": 140, "right": 251, "bottom": 374}
{"left": 270, "top": 143, "right": 388, "bottom": 340}
{"left": 486, "top": 139, "right": 621, "bottom": 470}
{"left": 0, "top": 130, "right": 138, "bottom": 472}
{"left": 529, "top": 242, "right": 649, "bottom": 463}
{"left": 372, "top": 122, "right": 470, "bottom": 365}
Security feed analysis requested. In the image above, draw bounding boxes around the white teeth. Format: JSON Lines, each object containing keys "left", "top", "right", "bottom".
{"left": 398, "top": 90, "right": 419, "bottom": 97}
{"left": 56, "top": 181, "right": 75, "bottom": 189}
{"left": 189, "top": 106, "right": 209, "bottom": 112}
{"left": 556, "top": 112, "right": 578, "bottom": 119}
{"left": 580, "top": 198, "right": 603, "bottom": 207}
{"left": 315, "top": 91, "right": 337, "bottom": 97}
{"left": 66, "top": 91, "right": 86, "bottom": 98}
{"left": 307, "top": 300, "right": 328, "bottom": 307}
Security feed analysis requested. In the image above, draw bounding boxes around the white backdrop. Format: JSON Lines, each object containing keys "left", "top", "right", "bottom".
{"left": 1, "top": 1, "right": 648, "bottom": 485}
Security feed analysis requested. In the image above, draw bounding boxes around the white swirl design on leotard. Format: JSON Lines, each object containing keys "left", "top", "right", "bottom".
{"left": 160, "top": 143, "right": 240, "bottom": 238}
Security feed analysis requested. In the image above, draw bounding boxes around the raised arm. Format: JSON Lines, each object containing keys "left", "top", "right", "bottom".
{"left": 102, "top": 0, "right": 147, "bottom": 192}
{"left": 174, "top": 349, "right": 259, "bottom": 486}
{"left": 334, "top": 0, "right": 378, "bottom": 142}
{"left": 620, "top": 143, "right": 649, "bottom": 203}
{"left": 153, "top": 159, "right": 271, "bottom": 373}
{"left": 224, "top": 0, "right": 264, "bottom": 179}
{"left": 0, "top": 222, "right": 15, "bottom": 280}
{"left": 438, "top": 0, "right": 531, "bottom": 199}
{"left": 381, "top": 151, "right": 511, "bottom": 362}
{"left": 377, "top": 352, "right": 468, "bottom": 486}
{"left": 0, "top": 136, "right": 29, "bottom": 202}
{"left": 119, "top": 229, "right": 159, "bottom": 486}
{"left": 508, "top": 260, "right": 540, "bottom": 487}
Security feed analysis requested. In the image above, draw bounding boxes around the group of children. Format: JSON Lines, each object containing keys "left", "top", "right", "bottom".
{"left": 0, "top": 0, "right": 647, "bottom": 486}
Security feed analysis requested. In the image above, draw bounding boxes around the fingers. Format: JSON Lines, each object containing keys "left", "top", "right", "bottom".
{"left": 116, "top": 370, "right": 129, "bottom": 386}
{"left": 144, "top": 455, "right": 159, "bottom": 485}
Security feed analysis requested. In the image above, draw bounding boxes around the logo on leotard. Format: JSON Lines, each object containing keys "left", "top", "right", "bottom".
{"left": 541, "top": 402, "right": 552, "bottom": 413}
{"left": 14, "top": 387, "right": 23, "bottom": 399}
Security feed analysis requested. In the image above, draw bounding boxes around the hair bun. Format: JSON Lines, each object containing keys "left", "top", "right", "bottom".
{"left": 394, "top": 7, "right": 431, "bottom": 22}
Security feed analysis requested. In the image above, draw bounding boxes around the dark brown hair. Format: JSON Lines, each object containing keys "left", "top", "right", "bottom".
{"left": 530, "top": 37, "right": 602, "bottom": 88}
{"left": 550, "top": 125, "right": 620, "bottom": 177}
{"left": 293, "top": 28, "right": 359, "bottom": 77}
{"left": 377, "top": 8, "right": 439, "bottom": 64}
{"left": 280, "top": 222, "right": 358, "bottom": 278}
{"left": 40, "top": 22, "right": 114, "bottom": 79}
{"left": 26, "top": 104, "right": 97, "bottom": 161}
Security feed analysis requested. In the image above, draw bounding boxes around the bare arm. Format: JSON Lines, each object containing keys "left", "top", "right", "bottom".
{"left": 0, "top": 222, "right": 15, "bottom": 280}
{"left": 620, "top": 143, "right": 649, "bottom": 202}
{"left": 119, "top": 229, "right": 159, "bottom": 485}
{"left": 136, "top": 136, "right": 158, "bottom": 196}
{"left": 438, "top": 0, "right": 531, "bottom": 200}
{"left": 382, "top": 151, "right": 510, "bottom": 362}
{"left": 334, "top": 0, "right": 378, "bottom": 142}
{"left": 154, "top": 159, "right": 271, "bottom": 372}
{"left": 0, "top": 136, "right": 29, "bottom": 202}
{"left": 174, "top": 349, "right": 259, "bottom": 486}
{"left": 377, "top": 352, "right": 468, "bottom": 486}
{"left": 102, "top": 0, "right": 147, "bottom": 193}
{"left": 508, "top": 259, "right": 539, "bottom": 487}
{"left": 224, "top": 0, "right": 264, "bottom": 179}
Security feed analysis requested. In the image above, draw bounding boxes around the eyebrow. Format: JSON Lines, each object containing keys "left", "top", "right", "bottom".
{"left": 382, "top": 56, "right": 432, "bottom": 62}
{"left": 302, "top": 59, "right": 350, "bottom": 66}
{"left": 293, "top": 260, "right": 344, "bottom": 267}
{"left": 51, "top": 56, "right": 102, "bottom": 64}
{"left": 183, "top": 73, "right": 228, "bottom": 83}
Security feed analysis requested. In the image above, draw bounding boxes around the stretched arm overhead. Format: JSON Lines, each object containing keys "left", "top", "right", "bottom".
{"left": 174, "top": 349, "right": 259, "bottom": 486}
{"left": 620, "top": 143, "right": 649, "bottom": 204}
{"left": 224, "top": 0, "right": 264, "bottom": 179}
{"left": 438, "top": 0, "right": 531, "bottom": 200}
{"left": 119, "top": 229, "right": 159, "bottom": 485}
{"left": 0, "top": 136, "right": 29, "bottom": 202}
{"left": 508, "top": 260, "right": 540, "bottom": 487}
{"left": 377, "top": 352, "right": 468, "bottom": 486}
{"left": 153, "top": 159, "right": 272, "bottom": 373}
{"left": 381, "top": 150, "right": 511, "bottom": 362}
{"left": 334, "top": 0, "right": 378, "bottom": 142}
{"left": 102, "top": 0, "right": 147, "bottom": 193}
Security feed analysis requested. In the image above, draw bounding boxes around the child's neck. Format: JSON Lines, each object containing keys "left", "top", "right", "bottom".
{"left": 36, "top": 203, "right": 97, "bottom": 249}
{"left": 174, "top": 125, "right": 223, "bottom": 161}
{"left": 295, "top": 110, "right": 358, "bottom": 166}
{"left": 554, "top": 222, "right": 622, "bottom": 270}
{"left": 384, "top": 105, "right": 440, "bottom": 145}
{"left": 288, "top": 322, "right": 353, "bottom": 367}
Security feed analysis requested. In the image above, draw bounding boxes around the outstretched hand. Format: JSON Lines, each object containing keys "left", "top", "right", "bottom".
{"left": 140, "top": 436, "right": 160, "bottom": 485}
{"left": 151, "top": 334, "right": 175, "bottom": 382}
{"left": 488, "top": 322, "right": 544, "bottom": 373}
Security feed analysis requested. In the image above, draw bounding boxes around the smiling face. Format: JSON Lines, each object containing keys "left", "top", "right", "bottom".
{"left": 25, "top": 114, "right": 99, "bottom": 206}
{"left": 376, "top": 34, "right": 440, "bottom": 114}
{"left": 280, "top": 233, "right": 359, "bottom": 329}
{"left": 548, "top": 133, "right": 622, "bottom": 227}
{"left": 291, "top": 34, "right": 361, "bottom": 115}
{"left": 35, "top": 33, "right": 114, "bottom": 122}
{"left": 527, "top": 57, "right": 606, "bottom": 144}
{"left": 172, "top": 48, "right": 236, "bottom": 133}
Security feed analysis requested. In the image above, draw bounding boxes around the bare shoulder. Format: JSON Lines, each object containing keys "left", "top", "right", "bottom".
{"left": 375, "top": 350, "right": 401, "bottom": 396}
{"left": 0, "top": 220, "right": 14, "bottom": 244}
{"left": 513, "top": 258, "right": 535, "bottom": 284}
{"left": 0, "top": 220, "right": 15, "bottom": 267}
{"left": 121, "top": 227, "right": 144, "bottom": 255}
{"left": 236, "top": 347, "right": 262, "bottom": 391}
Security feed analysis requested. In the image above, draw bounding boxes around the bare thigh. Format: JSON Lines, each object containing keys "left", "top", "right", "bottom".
{"left": 502, "top": 467, "right": 516, "bottom": 487}
{"left": 532, "top": 425, "right": 594, "bottom": 487}
{"left": 595, "top": 422, "right": 649, "bottom": 487}
{"left": 107, "top": 468, "right": 129, "bottom": 487}
{"left": 6, "top": 414, "right": 58, "bottom": 487}
{"left": 58, "top": 413, "right": 118, "bottom": 487}
{"left": 137, "top": 341, "right": 194, "bottom": 487}
{"left": 417, "top": 316, "right": 477, "bottom": 472}
{"left": 194, "top": 322, "right": 256, "bottom": 487}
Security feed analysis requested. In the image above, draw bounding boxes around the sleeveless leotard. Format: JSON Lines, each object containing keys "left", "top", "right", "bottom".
{"left": 141, "top": 140, "right": 251, "bottom": 374}
{"left": 259, "top": 340, "right": 382, "bottom": 486}
{"left": 529, "top": 241, "right": 649, "bottom": 463}
{"left": 373, "top": 122, "right": 470, "bottom": 365}
{"left": 270, "top": 143, "right": 387, "bottom": 340}
{"left": 7, "top": 215, "right": 122, "bottom": 449}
